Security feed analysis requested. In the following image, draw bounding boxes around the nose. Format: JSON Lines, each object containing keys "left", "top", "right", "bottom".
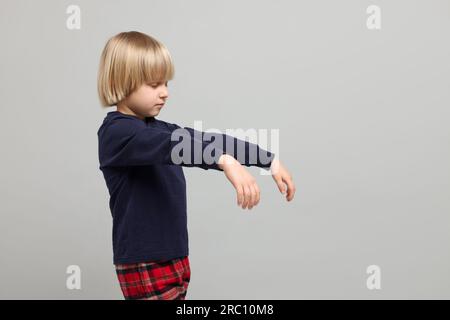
{"left": 160, "top": 88, "right": 169, "bottom": 100}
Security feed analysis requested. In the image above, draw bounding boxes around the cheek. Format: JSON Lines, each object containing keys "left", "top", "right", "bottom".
{"left": 130, "top": 88, "right": 155, "bottom": 106}
{"left": 139, "top": 87, "right": 159, "bottom": 102}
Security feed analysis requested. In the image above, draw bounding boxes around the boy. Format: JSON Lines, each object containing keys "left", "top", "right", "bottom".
{"left": 97, "top": 31, "right": 296, "bottom": 300}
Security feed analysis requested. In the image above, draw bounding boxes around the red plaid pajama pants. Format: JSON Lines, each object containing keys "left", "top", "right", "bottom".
{"left": 115, "top": 255, "right": 191, "bottom": 300}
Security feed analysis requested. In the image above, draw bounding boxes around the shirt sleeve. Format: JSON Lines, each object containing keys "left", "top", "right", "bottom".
{"left": 165, "top": 121, "right": 275, "bottom": 170}
{"left": 98, "top": 118, "right": 275, "bottom": 171}
{"left": 180, "top": 127, "right": 275, "bottom": 170}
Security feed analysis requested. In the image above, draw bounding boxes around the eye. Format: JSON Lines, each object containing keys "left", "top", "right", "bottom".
{"left": 149, "top": 82, "right": 168, "bottom": 88}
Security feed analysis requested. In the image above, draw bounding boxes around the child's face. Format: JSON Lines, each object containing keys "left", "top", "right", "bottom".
{"left": 118, "top": 81, "right": 169, "bottom": 119}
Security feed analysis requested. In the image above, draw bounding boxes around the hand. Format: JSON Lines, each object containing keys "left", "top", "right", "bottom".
{"left": 218, "top": 154, "right": 260, "bottom": 210}
{"left": 270, "top": 158, "right": 296, "bottom": 201}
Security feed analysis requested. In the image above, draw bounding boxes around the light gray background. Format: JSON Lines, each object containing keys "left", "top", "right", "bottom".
{"left": 0, "top": 0, "right": 449, "bottom": 299}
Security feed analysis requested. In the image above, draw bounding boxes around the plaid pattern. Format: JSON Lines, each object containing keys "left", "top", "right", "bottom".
{"left": 115, "top": 256, "right": 191, "bottom": 300}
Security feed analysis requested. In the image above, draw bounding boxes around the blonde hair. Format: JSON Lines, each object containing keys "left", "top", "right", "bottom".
{"left": 97, "top": 31, "right": 175, "bottom": 107}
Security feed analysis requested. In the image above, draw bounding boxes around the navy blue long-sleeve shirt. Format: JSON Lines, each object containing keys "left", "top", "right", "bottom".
{"left": 97, "top": 111, "right": 275, "bottom": 264}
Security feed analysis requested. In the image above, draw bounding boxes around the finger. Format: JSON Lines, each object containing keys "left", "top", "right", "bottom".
{"left": 276, "top": 176, "right": 287, "bottom": 194}
{"left": 254, "top": 182, "right": 260, "bottom": 206}
{"left": 248, "top": 184, "right": 256, "bottom": 210}
{"left": 284, "top": 176, "right": 296, "bottom": 201}
{"left": 245, "top": 185, "right": 253, "bottom": 209}
{"left": 236, "top": 185, "right": 244, "bottom": 206}
{"left": 242, "top": 185, "right": 250, "bottom": 209}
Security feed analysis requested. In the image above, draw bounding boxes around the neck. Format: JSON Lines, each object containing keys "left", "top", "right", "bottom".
{"left": 116, "top": 103, "right": 145, "bottom": 120}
